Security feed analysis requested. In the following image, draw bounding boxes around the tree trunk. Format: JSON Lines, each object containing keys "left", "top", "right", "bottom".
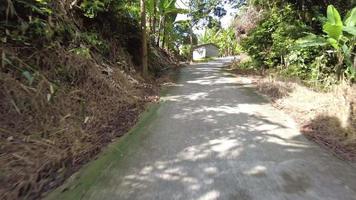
{"left": 189, "top": 27, "right": 194, "bottom": 62}
{"left": 140, "top": 0, "right": 148, "bottom": 77}
{"left": 152, "top": 0, "right": 157, "bottom": 35}
{"left": 157, "top": 16, "right": 163, "bottom": 47}
{"left": 162, "top": 18, "right": 167, "bottom": 49}
{"left": 336, "top": 52, "right": 344, "bottom": 80}
{"left": 149, "top": 16, "right": 153, "bottom": 34}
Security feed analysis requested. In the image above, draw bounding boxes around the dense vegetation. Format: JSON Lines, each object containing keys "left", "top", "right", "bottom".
{"left": 235, "top": 0, "right": 356, "bottom": 88}
{"left": 200, "top": 27, "right": 242, "bottom": 56}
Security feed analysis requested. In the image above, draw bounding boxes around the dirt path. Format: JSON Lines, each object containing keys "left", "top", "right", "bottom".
{"left": 47, "top": 57, "right": 356, "bottom": 200}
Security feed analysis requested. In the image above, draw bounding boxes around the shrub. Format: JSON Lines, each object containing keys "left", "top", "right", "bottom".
{"left": 241, "top": 5, "right": 309, "bottom": 69}
{"left": 296, "top": 5, "right": 356, "bottom": 81}
{"left": 179, "top": 44, "right": 191, "bottom": 59}
{"left": 281, "top": 47, "right": 339, "bottom": 88}
{"left": 80, "top": 0, "right": 112, "bottom": 18}
{"left": 239, "top": 3, "right": 356, "bottom": 86}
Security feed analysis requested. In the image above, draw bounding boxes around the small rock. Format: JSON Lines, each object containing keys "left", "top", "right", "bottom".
{"left": 7, "top": 136, "right": 14, "bottom": 142}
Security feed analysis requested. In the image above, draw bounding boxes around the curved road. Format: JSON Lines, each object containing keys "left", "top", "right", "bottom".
{"left": 48, "top": 58, "right": 356, "bottom": 200}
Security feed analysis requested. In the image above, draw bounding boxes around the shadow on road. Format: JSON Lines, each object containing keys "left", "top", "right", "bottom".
{"left": 48, "top": 58, "right": 356, "bottom": 200}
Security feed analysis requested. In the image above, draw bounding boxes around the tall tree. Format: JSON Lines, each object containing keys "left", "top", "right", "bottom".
{"left": 140, "top": 0, "right": 148, "bottom": 77}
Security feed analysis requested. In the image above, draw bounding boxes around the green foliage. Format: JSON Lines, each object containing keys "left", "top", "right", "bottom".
{"left": 80, "top": 0, "right": 112, "bottom": 18}
{"left": 323, "top": 5, "right": 344, "bottom": 42}
{"left": 282, "top": 47, "right": 339, "bottom": 87}
{"left": 179, "top": 44, "right": 192, "bottom": 59}
{"left": 158, "top": 0, "right": 188, "bottom": 49}
{"left": 345, "top": 7, "right": 356, "bottom": 27}
{"left": 0, "top": 0, "right": 56, "bottom": 44}
{"left": 70, "top": 46, "right": 91, "bottom": 58}
{"left": 240, "top": 1, "right": 356, "bottom": 85}
{"left": 250, "top": 0, "right": 354, "bottom": 17}
{"left": 81, "top": 32, "right": 109, "bottom": 53}
{"left": 241, "top": 5, "right": 308, "bottom": 69}
{"left": 173, "top": 20, "right": 192, "bottom": 45}
{"left": 20, "top": 0, "right": 53, "bottom": 15}
{"left": 297, "top": 5, "right": 356, "bottom": 80}
{"left": 200, "top": 27, "right": 241, "bottom": 56}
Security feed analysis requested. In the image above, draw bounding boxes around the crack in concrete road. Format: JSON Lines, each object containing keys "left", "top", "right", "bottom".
{"left": 47, "top": 57, "right": 356, "bottom": 200}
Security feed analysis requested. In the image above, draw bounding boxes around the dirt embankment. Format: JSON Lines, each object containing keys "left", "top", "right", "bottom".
{"left": 228, "top": 65, "right": 356, "bottom": 162}
{"left": 0, "top": 45, "right": 177, "bottom": 200}
{"left": 0, "top": 2, "right": 181, "bottom": 199}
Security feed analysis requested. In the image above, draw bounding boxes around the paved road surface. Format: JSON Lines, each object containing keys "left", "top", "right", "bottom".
{"left": 47, "top": 57, "right": 356, "bottom": 200}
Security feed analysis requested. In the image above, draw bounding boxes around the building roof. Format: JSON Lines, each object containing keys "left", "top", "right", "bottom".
{"left": 193, "top": 43, "right": 219, "bottom": 50}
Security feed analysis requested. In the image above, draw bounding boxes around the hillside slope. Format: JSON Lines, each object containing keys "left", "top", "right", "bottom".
{"left": 0, "top": 1, "right": 178, "bottom": 199}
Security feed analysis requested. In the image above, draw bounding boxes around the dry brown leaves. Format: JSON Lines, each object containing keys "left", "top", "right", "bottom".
{"left": 0, "top": 46, "right": 158, "bottom": 199}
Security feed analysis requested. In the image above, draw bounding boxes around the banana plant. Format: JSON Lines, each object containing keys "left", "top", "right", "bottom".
{"left": 146, "top": 0, "right": 188, "bottom": 50}
{"left": 297, "top": 5, "right": 356, "bottom": 80}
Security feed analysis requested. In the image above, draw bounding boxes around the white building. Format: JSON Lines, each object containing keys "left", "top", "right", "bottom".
{"left": 193, "top": 43, "right": 220, "bottom": 60}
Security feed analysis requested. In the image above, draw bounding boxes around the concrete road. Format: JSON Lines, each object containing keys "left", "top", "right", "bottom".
{"left": 47, "top": 57, "right": 356, "bottom": 200}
